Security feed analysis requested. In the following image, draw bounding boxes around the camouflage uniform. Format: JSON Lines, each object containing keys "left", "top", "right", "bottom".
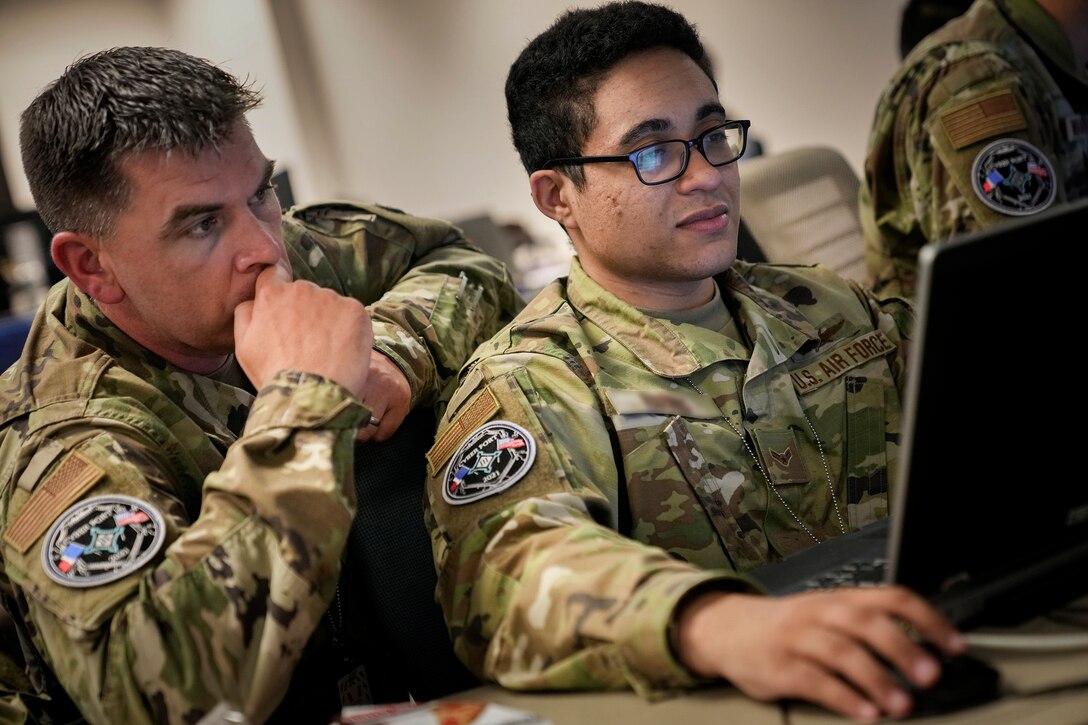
{"left": 424, "top": 256, "right": 912, "bottom": 697}
{"left": 859, "top": 0, "right": 1088, "bottom": 299}
{"left": 0, "top": 201, "right": 520, "bottom": 724}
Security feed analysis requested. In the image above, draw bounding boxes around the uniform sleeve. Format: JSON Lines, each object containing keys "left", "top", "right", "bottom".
{"left": 860, "top": 43, "right": 1056, "bottom": 298}
{"left": 424, "top": 353, "right": 736, "bottom": 699}
{"left": 282, "top": 201, "right": 524, "bottom": 407}
{"left": 0, "top": 371, "right": 367, "bottom": 724}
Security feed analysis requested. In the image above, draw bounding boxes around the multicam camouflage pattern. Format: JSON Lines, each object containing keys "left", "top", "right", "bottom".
{"left": 284, "top": 201, "right": 522, "bottom": 406}
{"left": 0, "top": 201, "right": 520, "bottom": 723}
{"left": 859, "top": 0, "right": 1088, "bottom": 299}
{"left": 425, "top": 256, "right": 913, "bottom": 696}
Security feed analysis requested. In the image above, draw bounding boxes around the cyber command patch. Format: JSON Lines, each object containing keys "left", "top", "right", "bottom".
{"left": 41, "top": 494, "right": 166, "bottom": 588}
{"left": 443, "top": 421, "right": 536, "bottom": 505}
{"left": 971, "top": 138, "right": 1055, "bottom": 216}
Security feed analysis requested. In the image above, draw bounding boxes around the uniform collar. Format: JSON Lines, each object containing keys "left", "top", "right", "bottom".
{"left": 65, "top": 282, "right": 255, "bottom": 435}
{"left": 1000, "top": 0, "right": 1088, "bottom": 82}
{"left": 68, "top": 283, "right": 172, "bottom": 373}
{"left": 565, "top": 257, "right": 820, "bottom": 378}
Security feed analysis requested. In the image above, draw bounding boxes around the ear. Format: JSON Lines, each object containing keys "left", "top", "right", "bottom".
{"left": 51, "top": 232, "right": 124, "bottom": 304}
{"left": 529, "top": 170, "right": 579, "bottom": 231}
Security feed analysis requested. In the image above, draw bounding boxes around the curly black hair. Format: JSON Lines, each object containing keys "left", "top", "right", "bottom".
{"left": 505, "top": 1, "right": 715, "bottom": 187}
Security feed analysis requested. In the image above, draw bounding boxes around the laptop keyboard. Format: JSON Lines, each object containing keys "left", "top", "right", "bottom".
{"left": 803, "top": 557, "right": 888, "bottom": 590}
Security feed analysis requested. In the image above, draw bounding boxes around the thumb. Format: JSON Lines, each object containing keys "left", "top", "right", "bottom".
{"left": 255, "top": 262, "right": 292, "bottom": 291}
{"left": 233, "top": 299, "right": 254, "bottom": 341}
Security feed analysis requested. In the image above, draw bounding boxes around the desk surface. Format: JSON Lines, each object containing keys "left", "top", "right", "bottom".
{"left": 448, "top": 601, "right": 1088, "bottom": 725}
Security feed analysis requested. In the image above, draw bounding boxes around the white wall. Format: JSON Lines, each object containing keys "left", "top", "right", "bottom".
{"left": 0, "top": 0, "right": 310, "bottom": 213}
{"left": 0, "top": 0, "right": 905, "bottom": 253}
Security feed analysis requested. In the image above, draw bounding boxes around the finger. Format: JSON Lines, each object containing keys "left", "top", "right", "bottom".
{"left": 233, "top": 300, "right": 254, "bottom": 340}
{"left": 867, "top": 586, "right": 966, "bottom": 657}
{"left": 849, "top": 610, "right": 942, "bottom": 692}
{"left": 779, "top": 662, "right": 883, "bottom": 724}
{"left": 369, "top": 407, "right": 408, "bottom": 443}
{"left": 814, "top": 635, "right": 914, "bottom": 718}
{"left": 255, "top": 261, "right": 292, "bottom": 291}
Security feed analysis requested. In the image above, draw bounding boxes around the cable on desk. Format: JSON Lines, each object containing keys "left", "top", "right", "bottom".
{"left": 965, "top": 631, "right": 1088, "bottom": 653}
{"left": 965, "top": 598, "right": 1088, "bottom": 653}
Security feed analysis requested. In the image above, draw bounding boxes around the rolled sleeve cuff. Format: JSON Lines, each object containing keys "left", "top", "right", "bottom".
{"left": 244, "top": 370, "right": 369, "bottom": 434}
{"left": 615, "top": 569, "right": 760, "bottom": 697}
{"left": 373, "top": 320, "right": 433, "bottom": 408}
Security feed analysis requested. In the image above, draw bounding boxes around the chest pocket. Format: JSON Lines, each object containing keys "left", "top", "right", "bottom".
{"left": 840, "top": 375, "right": 894, "bottom": 528}
{"left": 787, "top": 328, "right": 899, "bottom": 532}
{"left": 605, "top": 388, "right": 769, "bottom": 572}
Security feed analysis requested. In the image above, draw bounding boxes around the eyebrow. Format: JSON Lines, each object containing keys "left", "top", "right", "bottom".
{"left": 617, "top": 102, "right": 728, "bottom": 148}
{"left": 158, "top": 159, "right": 277, "bottom": 240}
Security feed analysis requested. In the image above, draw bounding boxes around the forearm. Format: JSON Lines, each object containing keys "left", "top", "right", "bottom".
{"left": 370, "top": 239, "right": 521, "bottom": 407}
{"left": 20, "top": 373, "right": 365, "bottom": 724}
{"left": 283, "top": 202, "right": 523, "bottom": 406}
{"left": 437, "top": 495, "right": 730, "bottom": 698}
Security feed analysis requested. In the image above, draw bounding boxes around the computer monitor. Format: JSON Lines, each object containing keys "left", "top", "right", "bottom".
{"left": 890, "top": 197, "right": 1088, "bottom": 628}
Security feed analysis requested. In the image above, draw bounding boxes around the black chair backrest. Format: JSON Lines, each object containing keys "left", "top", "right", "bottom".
{"left": 344, "top": 406, "right": 479, "bottom": 703}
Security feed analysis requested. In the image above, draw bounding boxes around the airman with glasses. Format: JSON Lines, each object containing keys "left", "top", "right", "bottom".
{"left": 543, "top": 119, "right": 751, "bottom": 185}
{"left": 424, "top": 3, "right": 966, "bottom": 723}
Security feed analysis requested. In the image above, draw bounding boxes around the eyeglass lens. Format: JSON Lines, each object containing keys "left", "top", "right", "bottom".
{"left": 633, "top": 124, "right": 745, "bottom": 184}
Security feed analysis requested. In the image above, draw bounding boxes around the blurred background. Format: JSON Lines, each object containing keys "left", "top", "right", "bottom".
{"left": 0, "top": 0, "right": 909, "bottom": 330}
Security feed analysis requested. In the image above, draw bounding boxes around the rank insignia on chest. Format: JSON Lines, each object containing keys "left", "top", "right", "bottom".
{"left": 442, "top": 421, "right": 536, "bottom": 505}
{"left": 41, "top": 494, "right": 166, "bottom": 587}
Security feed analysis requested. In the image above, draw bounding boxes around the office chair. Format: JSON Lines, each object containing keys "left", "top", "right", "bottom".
{"left": 0, "top": 314, "right": 32, "bottom": 370}
{"left": 738, "top": 146, "right": 868, "bottom": 283}
{"left": 342, "top": 406, "right": 479, "bottom": 703}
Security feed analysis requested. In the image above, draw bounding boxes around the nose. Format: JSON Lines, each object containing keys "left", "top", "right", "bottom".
{"left": 676, "top": 143, "right": 724, "bottom": 192}
{"left": 234, "top": 212, "right": 285, "bottom": 272}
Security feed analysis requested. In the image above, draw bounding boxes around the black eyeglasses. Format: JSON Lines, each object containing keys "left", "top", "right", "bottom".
{"left": 542, "top": 120, "right": 751, "bottom": 186}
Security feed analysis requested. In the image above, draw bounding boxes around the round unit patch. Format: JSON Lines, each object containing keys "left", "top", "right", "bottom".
{"left": 971, "top": 138, "right": 1056, "bottom": 216}
{"left": 41, "top": 494, "right": 166, "bottom": 588}
{"left": 442, "top": 421, "right": 536, "bottom": 505}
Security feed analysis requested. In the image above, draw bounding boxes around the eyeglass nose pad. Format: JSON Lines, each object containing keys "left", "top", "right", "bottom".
{"left": 690, "top": 139, "right": 718, "bottom": 169}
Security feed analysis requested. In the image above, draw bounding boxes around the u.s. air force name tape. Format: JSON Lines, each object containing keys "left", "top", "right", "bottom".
{"left": 41, "top": 494, "right": 165, "bottom": 588}
{"left": 442, "top": 421, "right": 536, "bottom": 505}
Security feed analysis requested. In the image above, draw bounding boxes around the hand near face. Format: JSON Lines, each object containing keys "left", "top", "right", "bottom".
{"left": 354, "top": 352, "right": 412, "bottom": 443}
{"left": 674, "top": 587, "right": 966, "bottom": 722}
{"left": 234, "top": 263, "right": 373, "bottom": 401}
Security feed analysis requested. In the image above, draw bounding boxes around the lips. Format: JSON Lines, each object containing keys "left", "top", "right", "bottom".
{"left": 677, "top": 204, "right": 729, "bottom": 230}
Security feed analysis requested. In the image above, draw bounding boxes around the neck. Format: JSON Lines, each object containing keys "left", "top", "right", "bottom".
{"left": 96, "top": 302, "right": 231, "bottom": 375}
{"left": 583, "top": 262, "right": 718, "bottom": 311}
{"left": 1038, "top": 0, "right": 1088, "bottom": 66}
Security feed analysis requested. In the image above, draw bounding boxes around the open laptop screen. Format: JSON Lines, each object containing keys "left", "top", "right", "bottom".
{"left": 889, "top": 197, "right": 1088, "bottom": 627}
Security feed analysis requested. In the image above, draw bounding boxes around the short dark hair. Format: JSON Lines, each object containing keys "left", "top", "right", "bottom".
{"left": 19, "top": 46, "right": 263, "bottom": 238}
{"left": 898, "top": 0, "right": 974, "bottom": 59}
{"left": 505, "top": 0, "right": 715, "bottom": 187}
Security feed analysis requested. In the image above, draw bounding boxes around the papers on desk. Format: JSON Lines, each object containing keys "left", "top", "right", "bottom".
{"left": 338, "top": 700, "right": 551, "bottom": 725}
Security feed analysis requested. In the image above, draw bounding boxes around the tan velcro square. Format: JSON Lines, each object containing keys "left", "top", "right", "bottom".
{"left": 426, "top": 388, "right": 500, "bottom": 477}
{"left": 940, "top": 90, "right": 1026, "bottom": 150}
{"left": 4, "top": 452, "right": 105, "bottom": 554}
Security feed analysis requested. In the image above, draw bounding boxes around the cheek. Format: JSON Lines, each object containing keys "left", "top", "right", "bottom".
{"left": 599, "top": 183, "right": 638, "bottom": 219}
{"left": 607, "top": 191, "right": 622, "bottom": 213}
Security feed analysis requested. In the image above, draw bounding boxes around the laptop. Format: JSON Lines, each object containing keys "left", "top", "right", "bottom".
{"left": 750, "top": 197, "right": 1088, "bottom": 630}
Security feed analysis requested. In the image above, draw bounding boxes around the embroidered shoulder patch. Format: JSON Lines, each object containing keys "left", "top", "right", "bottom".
{"left": 5, "top": 452, "right": 105, "bottom": 554}
{"left": 426, "top": 387, "right": 500, "bottom": 477}
{"left": 41, "top": 494, "right": 165, "bottom": 588}
{"left": 442, "top": 421, "right": 536, "bottom": 506}
{"left": 940, "top": 90, "right": 1026, "bottom": 150}
{"left": 971, "top": 138, "right": 1056, "bottom": 216}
